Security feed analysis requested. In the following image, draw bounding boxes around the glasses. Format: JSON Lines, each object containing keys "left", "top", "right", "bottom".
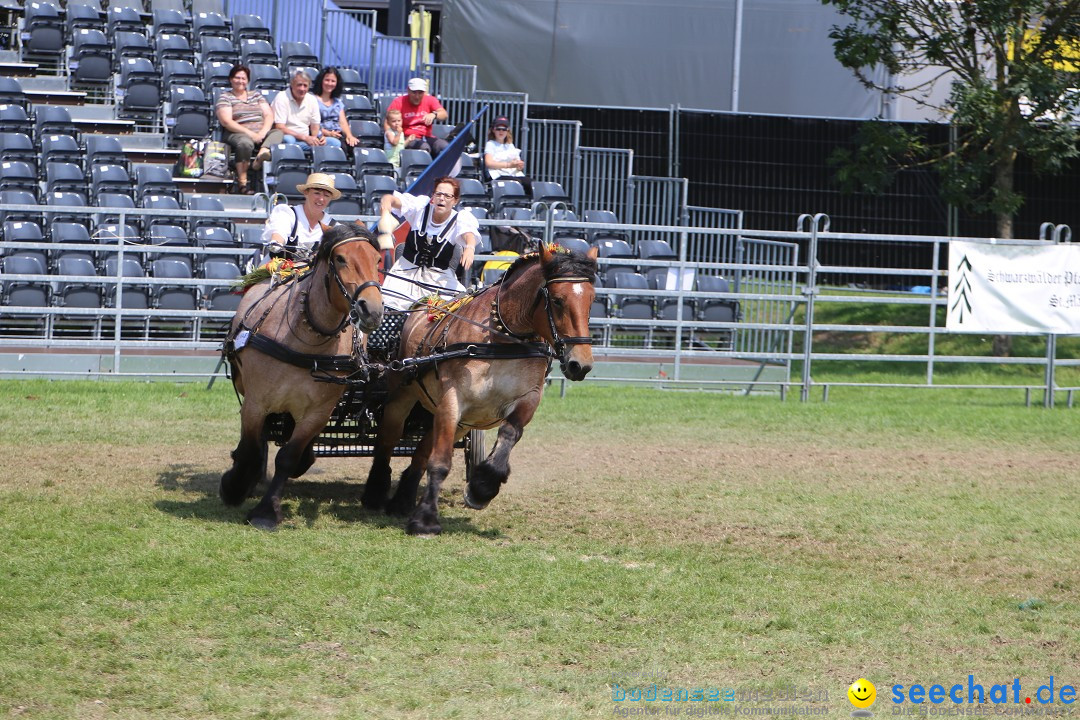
{"left": 494, "top": 127, "right": 508, "bottom": 131}
{"left": 432, "top": 191, "right": 456, "bottom": 199}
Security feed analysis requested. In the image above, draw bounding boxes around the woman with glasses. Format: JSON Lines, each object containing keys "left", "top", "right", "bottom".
{"left": 379, "top": 176, "right": 479, "bottom": 311}
{"left": 483, "top": 116, "right": 532, "bottom": 194}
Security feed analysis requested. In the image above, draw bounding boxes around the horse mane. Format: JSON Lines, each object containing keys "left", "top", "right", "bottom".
{"left": 316, "top": 221, "right": 376, "bottom": 262}
{"left": 505, "top": 245, "right": 598, "bottom": 284}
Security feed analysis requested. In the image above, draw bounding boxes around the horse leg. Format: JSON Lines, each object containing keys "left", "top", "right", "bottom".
{"left": 220, "top": 402, "right": 268, "bottom": 506}
{"left": 361, "top": 392, "right": 415, "bottom": 510}
{"left": 247, "top": 416, "right": 327, "bottom": 530}
{"left": 406, "top": 399, "right": 459, "bottom": 535}
{"left": 385, "top": 428, "right": 433, "bottom": 516}
{"left": 292, "top": 439, "right": 317, "bottom": 478}
{"left": 464, "top": 398, "right": 540, "bottom": 510}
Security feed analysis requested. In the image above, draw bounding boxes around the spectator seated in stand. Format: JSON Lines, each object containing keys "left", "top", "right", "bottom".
{"left": 312, "top": 67, "right": 359, "bottom": 150}
{"left": 384, "top": 77, "right": 448, "bottom": 159}
{"left": 484, "top": 116, "right": 532, "bottom": 195}
{"left": 215, "top": 63, "right": 276, "bottom": 195}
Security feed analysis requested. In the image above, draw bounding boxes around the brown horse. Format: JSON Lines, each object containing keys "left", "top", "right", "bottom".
{"left": 220, "top": 221, "right": 385, "bottom": 530}
{"left": 361, "top": 243, "right": 599, "bottom": 535}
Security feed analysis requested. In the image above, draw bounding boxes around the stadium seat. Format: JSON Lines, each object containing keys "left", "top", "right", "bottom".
{"left": 117, "top": 57, "right": 162, "bottom": 121}
{"left": 34, "top": 106, "right": 79, "bottom": 142}
{"left": 456, "top": 177, "right": 491, "bottom": 212}
{"left": 0, "top": 132, "right": 36, "bottom": 166}
{"left": 240, "top": 38, "right": 278, "bottom": 67}
{"left": 232, "top": 14, "right": 272, "bottom": 44}
{"left": 46, "top": 191, "right": 90, "bottom": 225}
{"left": 151, "top": 9, "right": 190, "bottom": 41}
{"left": 106, "top": 5, "right": 145, "bottom": 39}
{"left": 22, "top": 2, "right": 65, "bottom": 61}
{"left": 69, "top": 28, "right": 113, "bottom": 85}
{"left": 134, "top": 164, "right": 179, "bottom": 201}
{"left": 337, "top": 67, "right": 367, "bottom": 95}
{"left": 42, "top": 134, "right": 83, "bottom": 167}
{"left": 0, "top": 189, "right": 43, "bottom": 225}
{"left": 186, "top": 196, "right": 229, "bottom": 233}
{"left": 86, "top": 135, "right": 126, "bottom": 167}
{"left": 0, "top": 105, "right": 34, "bottom": 136}
{"left": 192, "top": 11, "right": 232, "bottom": 46}
{"left": 90, "top": 164, "right": 134, "bottom": 199}
{"left": 399, "top": 148, "right": 431, "bottom": 185}
{"left": 199, "top": 35, "right": 238, "bottom": 67}
{"left": 155, "top": 33, "right": 196, "bottom": 66}
{"left": 353, "top": 145, "right": 394, "bottom": 179}
{"left": 363, "top": 174, "right": 397, "bottom": 213}
{"left": 203, "top": 61, "right": 234, "bottom": 91}
{"left": 530, "top": 180, "right": 572, "bottom": 210}
{"left": 349, "top": 119, "right": 385, "bottom": 149}
{"left": 249, "top": 63, "right": 286, "bottom": 92}
{"left": 327, "top": 173, "right": 363, "bottom": 216}
{"left": 0, "top": 77, "right": 29, "bottom": 108}
{"left": 491, "top": 178, "right": 531, "bottom": 213}
{"left": 161, "top": 59, "right": 201, "bottom": 89}
{"left": 45, "top": 162, "right": 88, "bottom": 197}
{"left": 341, "top": 93, "right": 378, "bottom": 123}
{"left": 66, "top": 0, "right": 107, "bottom": 39}
{"left": 281, "top": 41, "right": 320, "bottom": 76}
{"left": 0, "top": 161, "right": 39, "bottom": 196}
{"left": 312, "top": 145, "right": 351, "bottom": 175}
{"left": 165, "top": 85, "right": 212, "bottom": 144}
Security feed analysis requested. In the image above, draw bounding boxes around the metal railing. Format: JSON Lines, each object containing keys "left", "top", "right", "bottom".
{"left": 3, "top": 203, "right": 1078, "bottom": 404}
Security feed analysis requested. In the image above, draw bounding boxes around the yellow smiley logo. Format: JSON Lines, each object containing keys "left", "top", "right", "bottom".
{"left": 848, "top": 679, "right": 876, "bottom": 709}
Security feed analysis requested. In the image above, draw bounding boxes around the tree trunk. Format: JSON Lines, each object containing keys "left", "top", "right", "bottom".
{"left": 992, "top": 150, "right": 1016, "bottom": 357}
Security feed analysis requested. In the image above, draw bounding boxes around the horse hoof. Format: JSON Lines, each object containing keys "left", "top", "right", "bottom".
{"left": 462, "top": 486, "right": 489, "bottom": 510}
{"left": 359, "top": 494, "right": 384, "bottom": 511}
{"left": 247, "top": 516, "right": 278, "bottom": 532}
{"left": 406, "top": 521, "right": 442, "bottom": 536}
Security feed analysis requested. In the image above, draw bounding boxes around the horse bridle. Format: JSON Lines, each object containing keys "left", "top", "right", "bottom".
{"left": 303, "top": 235, "right": 382, "bottom": 337}
{"left": 495, "top": 271, "right": 595, "bottom": 360}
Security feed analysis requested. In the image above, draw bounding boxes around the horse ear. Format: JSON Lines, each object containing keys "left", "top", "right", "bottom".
{"left": 541, "top": 243, "right": 554, "bottom": 263}
{"left": 586, "top": 246, "right": 599, "bottom": 262}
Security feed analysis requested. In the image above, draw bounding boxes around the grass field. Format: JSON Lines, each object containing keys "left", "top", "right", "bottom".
{"left": 0, "top": 379, "right": 1078, "bottom": 719}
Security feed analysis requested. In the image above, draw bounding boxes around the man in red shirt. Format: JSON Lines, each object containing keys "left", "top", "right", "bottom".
{"left": 385, "top": 77, "right": 450, "bottom": 158}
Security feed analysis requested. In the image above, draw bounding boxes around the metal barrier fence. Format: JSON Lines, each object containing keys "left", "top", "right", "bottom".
{"left": 576, "top": 147, "right": 633, "bottom": 219}
{"left": 473, "top": 91, "right": 529, "bottom": 152}
{"left": 628, "top": 175, "right": 687, "bottom": 231}
{"left": 423, "top": 63, "right": 477, "bottom": 130}
{"left": 369, "top": 36, "right": 423, "bottom": 106}
{"left": 524, "top": 119, "right": 581, "bottom": 203}
{"left": 4, "top": 204, "right": 1079, "bottom": 403}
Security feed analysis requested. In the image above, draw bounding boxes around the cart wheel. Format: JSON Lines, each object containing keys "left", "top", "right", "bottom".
{"left": 464, "top": 429, "right": 486, "bottom": 483}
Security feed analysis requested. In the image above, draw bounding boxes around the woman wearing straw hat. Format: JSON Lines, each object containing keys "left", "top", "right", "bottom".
{"left": 261, "top": 173, "right": 342, "bottom": 259}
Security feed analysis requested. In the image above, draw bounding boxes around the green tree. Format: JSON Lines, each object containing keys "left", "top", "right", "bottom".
{"left": 823, "top": 0, "right": 1080, "bottom": 240}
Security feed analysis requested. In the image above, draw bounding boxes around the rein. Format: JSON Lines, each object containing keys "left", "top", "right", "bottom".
{"left": 492, "top": 265, "right": 595, "bottom": 358}
{"left": 224, "top": 234, "right": 381, "bottom": 385}
{"left": 390, "top": 259, "right": 595, "bottom": 374}
{"left": 302, "top": 236, "right": 382, "bottom": 338}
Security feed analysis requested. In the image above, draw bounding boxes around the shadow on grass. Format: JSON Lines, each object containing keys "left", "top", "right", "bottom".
{"left": 153, "top": 463, "right": 503, "bottom": 538}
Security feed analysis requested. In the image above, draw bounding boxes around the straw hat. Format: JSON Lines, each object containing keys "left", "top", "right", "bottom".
{"left": 297, "top": 172, "right": 342, "bottom": 200}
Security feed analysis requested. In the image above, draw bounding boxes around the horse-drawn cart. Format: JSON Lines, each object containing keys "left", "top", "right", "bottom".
{"left": 264, "top": 372, "right": 487, "bottom": 480}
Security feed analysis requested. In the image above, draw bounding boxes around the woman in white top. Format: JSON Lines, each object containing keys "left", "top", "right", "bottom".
{"left": 380, "top": 176, "right": 478, "bottom": 310}
{"left": 483, "top": 116, "right": 532, "bottom": 194}
{"left": 261, "top": 173, "right": 340, "bottom": 258}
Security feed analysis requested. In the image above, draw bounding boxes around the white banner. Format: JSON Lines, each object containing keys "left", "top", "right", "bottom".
{"left": 947, "top": 241, "right": 1080, "bottom": 333}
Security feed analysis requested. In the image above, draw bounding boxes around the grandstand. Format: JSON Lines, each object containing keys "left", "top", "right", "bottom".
{"left": 0, "top": 0, "right": 776, "bottom": 385}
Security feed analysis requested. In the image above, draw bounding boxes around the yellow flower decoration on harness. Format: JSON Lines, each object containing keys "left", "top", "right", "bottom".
{"left": 420, "top": 293, "right": 475, "bottom": 322}
{"left": 232, "top": 258, "right": 312, "bottom": 293}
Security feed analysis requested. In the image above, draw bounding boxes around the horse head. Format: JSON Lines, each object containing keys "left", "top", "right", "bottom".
{"left": 537, "top": 243, "right": 598, "bottom": 381}
{"left": 317, "top": 222, "right": 385, "bottom": 334}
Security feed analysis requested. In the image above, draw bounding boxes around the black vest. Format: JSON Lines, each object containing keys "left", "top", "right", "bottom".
{"left": 402, "top": 204, "right": 460, "bottom": 270}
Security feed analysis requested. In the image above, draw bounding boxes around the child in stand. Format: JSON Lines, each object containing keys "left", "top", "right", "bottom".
{"left": 385, "top": 108, "right": 405, "bottom": 169}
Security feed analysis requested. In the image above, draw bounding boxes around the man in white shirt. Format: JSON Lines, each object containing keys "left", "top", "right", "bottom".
{"left": 270, "top": 71, "right": 325, "bottom": 151}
